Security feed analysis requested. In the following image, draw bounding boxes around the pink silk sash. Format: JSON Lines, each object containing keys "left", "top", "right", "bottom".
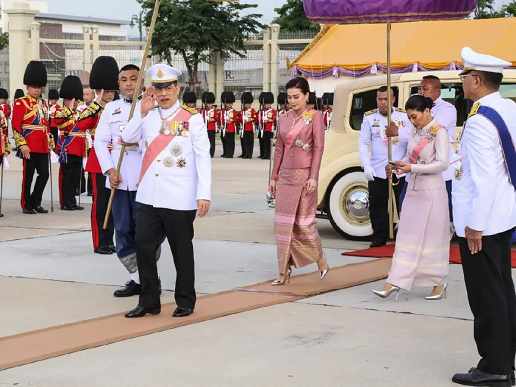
{"left": 411, "top": 125, "right": 444, "bottom": 164}
{"left": 138, "top": 109, "right": 192, "bottom": 184}
{"left": 282, "top": 109, "right": 315, "bottom": 157}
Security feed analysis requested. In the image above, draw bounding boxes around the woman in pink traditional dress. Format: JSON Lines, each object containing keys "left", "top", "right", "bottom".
{"left": 268, "top": 77, "right": 329, "bottom": 285}
{"left": 372, "top": 95, "right": 450, "bottom": 300}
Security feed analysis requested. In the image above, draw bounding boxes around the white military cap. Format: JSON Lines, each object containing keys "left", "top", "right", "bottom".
{"left": 147, "top": 64, "right": 182, "bottom": 88}
{"left": 460, "top": 47, "right": 511, "bottom": 75}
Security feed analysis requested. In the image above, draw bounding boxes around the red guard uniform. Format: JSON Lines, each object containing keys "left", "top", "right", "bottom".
{"left": 220, "top": 108, "right": 239, "bottom": 158}
{"left": 240, "top": 108, "right": 256, "bottom": 159}
{"left": 200, "top": 106, "right": 219, "bottom": 158}
{"left": 12, "top": 95, "right": 53, "bottom": 212}
{"left": 258, "top": 107, "right": 276, "bottom": 160}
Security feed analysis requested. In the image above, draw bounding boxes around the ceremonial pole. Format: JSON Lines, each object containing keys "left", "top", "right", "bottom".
{"left": 386, "top": 21, "right": 394, "bottom": 239}
{"left": 103, "top": 0, "right": 161, "bottom": 229}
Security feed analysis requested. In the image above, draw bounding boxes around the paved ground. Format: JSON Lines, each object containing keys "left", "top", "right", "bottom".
{"left": 0, "top": 143, "right": 505, "bottom": 387}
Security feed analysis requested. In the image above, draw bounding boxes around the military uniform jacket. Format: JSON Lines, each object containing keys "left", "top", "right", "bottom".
{"left": 220, "top": 109, "right": 239, "bottom": 133}
{"left": 452, "top": 92, "right": 516, "bottom": 237}
{"left": 240, "top": 108, "right": 257, "bottom": 132}
{"left": 95, "top": 99, "right": 142, "bottom": 191}
{"left": 0, "top": 102, "right": 11, "bottom": 121}
{"left": 1, "top": 111, "right": 9, "bottom": 156}
{"left": 48, "top": 102, "right": 60, "bottom": 128}
{"left": 258, "top": 108, "right": 276, "bottom": 132}
{"left": 121, "top": 101, "right": 212, "bottom": 211}
{"left": 80, "top": 102, "right": 106, "bottom": 173}
{"left": 200, "top": 108, "right": 219, "bottom": 131}
{"left": 358, "top": 107, "right": 411, "bottom": 179}
{"left": 12, "top": 95, "right": 53, "bottom": 155}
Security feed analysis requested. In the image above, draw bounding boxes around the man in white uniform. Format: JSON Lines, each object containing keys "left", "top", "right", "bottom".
{"left": 418, "top": 75, "right": 457, "bottom": 234}
{"left": 451, "top": 47, "right": 516, "bottom": 387}
{"left": 359, "top": 86, "right": 410, "bottom": 247}
{"left": 122, "top": 64, "right": 211, "bottom": 318}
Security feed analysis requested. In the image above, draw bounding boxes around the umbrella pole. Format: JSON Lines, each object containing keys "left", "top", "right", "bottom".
{"left": 387, "top": 21, "right": 394, "bottom": 240}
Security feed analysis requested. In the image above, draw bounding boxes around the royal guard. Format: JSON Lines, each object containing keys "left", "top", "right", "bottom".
{"left": 183, "top": 91, "right": 197, "bottom": 109}
{"left": 83, "top": 56, "right": 117, "bottom": 255}
{"left": 48, "top": 89, "right": 60, "bottom": 146}
{"left": 0, "top": 88, "right": 11, "bottom": 126}
{"left": 53, "top": 76, "right": 86, "bottom": 211}
{"left": 220, "top": 91, "right": 237, "bottom": 158}
{"left": 240, "top": 92, "right": 256, "bottom": 159}
{"left": 200, "top": 92, "right": 218, "bottom": 158}
{"left": 0, "top": 109, "right": 9, "bottom": 218}
{"left": 258, "top": 92, "right": 276, "bottom": 160}
{"left": 12, "top": 61, "right": 53, "bottom": 214}
{"left": 322, "top": 92, "right": 334, "bottom": 131}
{"left": 277, "top": 92, "right": 289, "bottom": 116}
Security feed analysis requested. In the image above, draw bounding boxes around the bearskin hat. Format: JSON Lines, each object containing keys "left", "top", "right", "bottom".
{"left": 23, "top": 60, "right": 47, "bottom": 87}
{"left": 277, "top": 92, "right": 287, "bottom": 105}
{"left": 0, "top": 88, "right": 8, "bottom": 99}
{"left": 205, "top": 92, "right": 215, "bottom": 104}
{"left": 264, "top": 92, "right": 274, "bottom": 105}
{"left": 222, "top": 91, "right": 235, "bottom": 104}
{"left": 201, "top": 92, "right": 208, "bottom": 104}
{"left": 241, "top": 92, "right": 253, "bottom": 104}
{"left": 258, "top": 92, "right": 266, "bottom": 105}
{"left": 59, "top": 76, "right": 84, "bottom": 100}
{"left": 308, "top": 91, "right": 317, "bottom": 105}
{"left": 48, "top": 89, "right": 59, "bottom": 100}
{"left": 89, "top": 56, "right": 120, "bottom": 91}
{"left": 322, "top": 92, "right": 334, "bottom": 105}
{"left": 183, "top": 91, "right": 197, "bottom": 104}
{"left": 14, "top": 89, "right": 24, "bottom": 100}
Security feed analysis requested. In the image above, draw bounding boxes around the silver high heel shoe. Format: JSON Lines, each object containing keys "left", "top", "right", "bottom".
{"left": 320, "top": 266, "right": 329, "bottom": 280}
{"left": 372, "top": 285, "right": 401, "bottom": 301}
{"left": 425, "top": 283, "right": 448, "bottom": 300}
{"left": 271, "top": 268, "right": 292, "bottom": 286}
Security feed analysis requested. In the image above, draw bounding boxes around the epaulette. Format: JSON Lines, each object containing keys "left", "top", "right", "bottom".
{"left": 467, "top": 102, "right": 480, "bottom": 119}
{"left": 365, "top": 108, "right": 377, "bottom": 116}
{"left": 395, "top": 107, "right": 405, "bottom": 113}
{"left": 182, "top": 104, "right": 198, "bottom": 115}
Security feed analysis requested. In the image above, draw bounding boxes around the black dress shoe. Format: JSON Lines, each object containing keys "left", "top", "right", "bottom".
{"left": 469, "top": 368, "right": 515, "bottom": 386}
{"left": 73, "top": 205, "right": 84, "bottom": 210}
{"left": 370, "top": 240, "right": 386, "bottom": 248}
{"left": 113, "top": 280, "right": 141, "bottom": 297}
{"left": 108, "top": 245, "right": 116, "bottom": 253}
{"left": 94, "top": 246, "right": 113, "bottom": 255}
{"left": 453, "top": 369, "right": 512, "bottom": 386}
{"left": 173, "top": 306, "right": 193, "bottom": 317}
{"left": 35, "top": 206, "right": 48, "bottom": 213}
{"left": 0, "top": 212, "right": 4, "bottom": 218}
{"left": 23, "top": 209, "right": 37, "bottom": 214}
{"left": 125, "top": 305, "right": 161, "bottom": 318}
{"left": 60, "top": 204, "right": 75, "bottom": 211}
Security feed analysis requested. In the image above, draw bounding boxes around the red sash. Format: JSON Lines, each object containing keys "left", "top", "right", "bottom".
{"left": 411, "top": 124, "right": 444, "bottom": 164}
{"left": 138, "top": 109, "right": 192, "bottom": 184}
{"left": 282, "top": 109, "right": 315, "bottom": 157}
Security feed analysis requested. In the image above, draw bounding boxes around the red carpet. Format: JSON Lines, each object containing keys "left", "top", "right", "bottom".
{"left": 342, "top": 244, "right": 516, "bottom": 267}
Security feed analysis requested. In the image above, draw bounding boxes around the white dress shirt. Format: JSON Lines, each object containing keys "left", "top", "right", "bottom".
{"left": 121, "top": 100, "right": 212, "bottom": 211}
{"left": 431, "top": 97, "right": 457, "bottom": 182}
{"left": 359, "top": 108, "right": 412, "bottom": 179}
{"left": 452, "top": 91, "right": 516, "bottom": 237}
{"left": 95, "top": 98, "right": 143, "bottom": 191}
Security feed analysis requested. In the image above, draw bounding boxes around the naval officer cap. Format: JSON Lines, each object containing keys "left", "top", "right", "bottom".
{"left": 460, "top": 47, "right": 512, "bottom": 75}
{"left": 147, "top": 64, "right": 182, "bottom": 88}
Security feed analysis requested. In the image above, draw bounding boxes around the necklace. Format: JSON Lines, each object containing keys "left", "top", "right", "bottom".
{"left": 290, "top": 108, "right": 308, "bottom": 130}
{"left": 158, "top": 106, "right": 181, "bottom": 131}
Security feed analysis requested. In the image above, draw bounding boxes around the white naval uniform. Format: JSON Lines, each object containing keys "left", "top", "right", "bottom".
{"left": 359, "top": 107, "right": 411, "bottom": 179}
{"left": 95, "top": 99, "right": 142, "bottom": 190}
{"left": 121, "top": 100, "right": 211, "bottom": 210}
{"left": 452, "top": 91, "right": 516, "bottom": 237}
{"left": 431, "top": 97, "right": 457, "bottom": 182}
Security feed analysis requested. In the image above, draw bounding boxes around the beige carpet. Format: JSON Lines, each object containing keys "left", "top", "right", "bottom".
{"left": 0, "top": 258, "right": 391, "bottom": 371}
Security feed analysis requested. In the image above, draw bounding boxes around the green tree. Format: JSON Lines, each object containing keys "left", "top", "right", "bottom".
{"left": 500, "top": 1, "right": 516, "bottom": 17}
{"left": 473, "top": 0, "right": 500, "bottom": 18}
{"left": 0, "top": 33, "right": 9, "bottom": 51}
{"left": 273, "top": 0, "right": 320, "bottom": 32}
{"left": 137, "top": 0, "right": 264, "bottom": 91}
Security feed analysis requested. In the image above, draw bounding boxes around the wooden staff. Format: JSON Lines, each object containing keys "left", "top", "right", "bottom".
{"left": 386, "top": 21, "right": 394, "bottom": 240}
{"left": 103, "top": 0, "right": 161, "bottom": 229}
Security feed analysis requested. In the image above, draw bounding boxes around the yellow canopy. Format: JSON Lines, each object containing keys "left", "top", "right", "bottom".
{"left": 289, "top": 18, "right": 516, "bottom": 76}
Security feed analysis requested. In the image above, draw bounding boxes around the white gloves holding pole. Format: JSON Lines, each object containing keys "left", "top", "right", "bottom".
{"left": 364, "top": 165, "right": 376, "bottom": 181}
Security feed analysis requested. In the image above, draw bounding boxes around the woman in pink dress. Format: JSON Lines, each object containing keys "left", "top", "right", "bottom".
{"left": 372, "top": 95, "right": 450, "bottom": 300}
{"left": 268, "top": 77, "right": 329, "bottom": 285}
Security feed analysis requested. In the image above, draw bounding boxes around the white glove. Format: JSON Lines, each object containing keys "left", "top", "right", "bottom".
{"left": 364, "top": 165, "right": 376, "bottom": 182}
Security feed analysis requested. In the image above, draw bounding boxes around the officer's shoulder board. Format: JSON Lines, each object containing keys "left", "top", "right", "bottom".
{"left": 365, "top": 108, "right": 378, "bottom": 116}
{"left": 395, "top": 107, "right": 406, "bottom": 113}
{"left": 182, "top": 105, "right": 198, "bottom": 115}
{"left": 467, "top": 102, "right": 481, "bottom": 120}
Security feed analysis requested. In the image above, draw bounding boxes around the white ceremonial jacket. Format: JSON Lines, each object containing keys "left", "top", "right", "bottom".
{"left": 452, "top": 92, "right": 516, "bottom": 237}
{"left": 359, "top": 107, "right": 412, "bottom": 179}
{"left": 95, "top": 98, "right": 143, "bottom": 191}
{"left": 122, "top": 100, "right": 212, "bottom": 211}
{"left": 431, "top": 97, "right": 457, "bottom": 182}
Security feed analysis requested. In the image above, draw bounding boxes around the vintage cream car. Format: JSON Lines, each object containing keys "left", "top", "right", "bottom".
{"left": 316, "top": 70, "right": 516, "bottom": 240}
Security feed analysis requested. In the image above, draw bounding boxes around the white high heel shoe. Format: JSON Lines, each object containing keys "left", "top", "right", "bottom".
{"left": 372, "top": 285, "right": 401, "bottom": 301}
{"left": 425, "top": 283, "right": 448, "bottom": 300}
